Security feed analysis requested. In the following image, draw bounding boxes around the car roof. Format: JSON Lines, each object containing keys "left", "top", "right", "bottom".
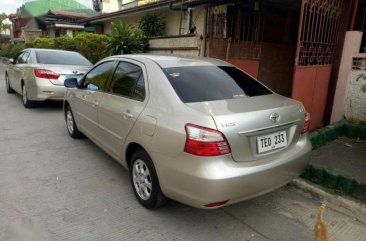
{"left": 25, "top": 48, "right": 79, "bottom": 54}
{"left": 104, "top": 54, "right": 233, "bottom": 68}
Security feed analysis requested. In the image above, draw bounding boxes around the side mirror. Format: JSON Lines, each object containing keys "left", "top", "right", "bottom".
{"left": 8, "top": 58, "right": 14, "bottom": 64}
{"left": 64, "top": 78, "right": 78, "bottom": 88}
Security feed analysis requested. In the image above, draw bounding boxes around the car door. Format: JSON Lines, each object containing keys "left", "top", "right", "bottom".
{"left": 72, "top": 61, "right": 116, "bottom": 142}
{"left": 15, "top": 51, "right": 31, "bottom": 89}
{"left": 7, "top": 52, "right": 26, "bottom": 93}
{"left": 98, "top": 60, "right": 148, "bottom": 159}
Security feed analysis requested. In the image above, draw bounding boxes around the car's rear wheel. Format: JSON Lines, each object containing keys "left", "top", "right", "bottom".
{"left": 22, "top": 84, "right": 35, "bottom": 108}
{"left": 5, "top": 74, "right": 15, "bottom": 94}
{"left": 130, "top": 150, "right": 167, "bottom": 209}
{"left": 65, "top": 106, "right": 82, "bottom": 138}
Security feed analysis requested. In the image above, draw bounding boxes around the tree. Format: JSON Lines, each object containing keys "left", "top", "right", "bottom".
{"left": 139, "top": 13, "right": 165, "bottom": 37}
{"left": 107, "top": 22, "right": 148, "bottom": 55}
{"left": 0, "top": 13, "right": 11, "bottom": 34}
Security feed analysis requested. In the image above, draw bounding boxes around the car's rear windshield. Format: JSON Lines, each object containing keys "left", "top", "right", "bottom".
{"left": 36, "top": 50, "right": 91, "bottom": 66}
{"left": 163, "top": 66, "right": 272, "bottom": 103}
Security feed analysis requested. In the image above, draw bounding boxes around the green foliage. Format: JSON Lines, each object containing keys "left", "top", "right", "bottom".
{"left": 29, "top": 38, "right": 55, "bottom": 49}
{"left": 107, "top": 22, "right": 148, "bottom": 55}
{"left": 0, "top": 43, "right": 27, "bottom": 58}
{"left": 54, "top": 35, "right": 77, "bottom": 51}
{"left": 0, "top": 32, "right": 116, "bottom": 64}
{"left": 74, "top": 32, "right": 109, "bottom": 63}
{"left": 139, "top": 13, "right": 165, "bottom": 37}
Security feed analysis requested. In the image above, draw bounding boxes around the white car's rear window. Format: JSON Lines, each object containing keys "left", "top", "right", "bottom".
{"left": 36, "top": 50, "right": 91, "bottom": 66}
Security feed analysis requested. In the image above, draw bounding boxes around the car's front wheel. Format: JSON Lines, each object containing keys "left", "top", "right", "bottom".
{"left": 130, "top": 150, "right": 167, "bottom": 209}
{"left": 22, "top": 84, "right": 35, "bottom": 108}
{"left": 5, "top": 74, "right": 15, "bottom": 94}
{"left": 65, "top": 106, "right": 82, "bottom": 138}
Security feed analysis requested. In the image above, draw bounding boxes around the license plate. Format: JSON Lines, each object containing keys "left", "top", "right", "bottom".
{"left": 257, "top": 131, "right": 287, "bottom": 153}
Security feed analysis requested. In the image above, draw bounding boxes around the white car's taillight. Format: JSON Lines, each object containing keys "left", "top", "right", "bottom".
{"left": 34, "top": 69, "right": 60, "bottom": 79}
{"left": 301, "top": 112, "right": 311, "bottom": 134}
{"left": 184, "top": 124, "right": 231, "bottom": 156}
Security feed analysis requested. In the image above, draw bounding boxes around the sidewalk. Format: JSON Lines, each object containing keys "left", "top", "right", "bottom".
{"left": 300, "top": 120, "right": 366, "bottom": 202}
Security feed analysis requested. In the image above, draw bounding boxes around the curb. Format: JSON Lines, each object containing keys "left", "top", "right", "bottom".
{"left": 291, "top": 178, "right": 366, "bottom": 215}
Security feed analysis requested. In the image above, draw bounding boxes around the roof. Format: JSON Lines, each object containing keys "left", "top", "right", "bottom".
{"left": 103, "top": 54, "right": 231, "bottom": 68}
{"left": 21, "top": 0, "right": 96, "bottom": 17}
{"left": 48, "top": 10, "right": 92, "bottom": 19}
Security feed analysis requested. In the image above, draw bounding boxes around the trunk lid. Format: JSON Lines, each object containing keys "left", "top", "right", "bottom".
{"left": 34, "top": 64, "right": 91, "bottom": 86}
{"left": 187, "top": 94, "right": 305, "bottom": 162}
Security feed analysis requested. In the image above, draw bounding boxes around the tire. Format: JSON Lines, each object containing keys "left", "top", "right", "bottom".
{"left": 65, "top": 106, "right": 82, "bottom": 138}
{"left": 130, "top": 150, "right": 167, "bottom": 209}
{"left": 5, "top": 74, "right": 15, "bottom": 94}
{"left": 22, "top": 84, "right": 35, "bottom": 108}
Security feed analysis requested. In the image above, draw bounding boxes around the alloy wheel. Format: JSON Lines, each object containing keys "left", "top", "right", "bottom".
{"left": 22, "top": 86, "right": 27, "bottom": 105}
{"left": 66, "top": 110, "right": 74, "bottom": 134}
{"left": 132, "top": 159, "right": 152, "bottom": 200}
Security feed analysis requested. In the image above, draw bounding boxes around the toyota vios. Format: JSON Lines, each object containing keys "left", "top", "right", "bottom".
{"left": 63, "top": 55, "right": 312, "bottom": 209}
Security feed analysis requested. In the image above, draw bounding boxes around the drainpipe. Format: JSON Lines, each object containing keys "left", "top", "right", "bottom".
{"left": 201, "top": 6, "right": 208, "bottom": 56}
{"left": 350, "top": 0, "right": 359, "bottom": 30}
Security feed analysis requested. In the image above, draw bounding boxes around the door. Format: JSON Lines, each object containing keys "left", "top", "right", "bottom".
{"left": 73, "top": 61, "right": 116, "bottom": 141}
{"left": 292, "top": 0, "right": 345, "bottom": 130}
{"left": 98, "top": 60, "right": 147, "bottom": 159}
{"left": 207, "top": 4, "right": 262, "bottom": 78}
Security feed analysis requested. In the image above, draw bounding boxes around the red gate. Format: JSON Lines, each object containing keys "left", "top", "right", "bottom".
{"left": 207, "top": 6, "right": 262, "bottom": 78}
{"left": 292, "top": 0, "right": 345, "bottom": 130}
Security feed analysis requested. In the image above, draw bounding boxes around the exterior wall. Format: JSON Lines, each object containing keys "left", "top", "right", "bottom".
{"left": 102, "top": 0, "right": 121, "bottom": 13}
{"left": 345, "top": 56, "right": 366, "bottom": 123}
{"left": 22, "top": 31, "right": 42, "bottom": 42}
{"left": 148, "top": 35, "right": 201, "bottom": 56}
{"left": 102, "top": 4, "right": 206, "bottom": 37}
{"left": 330, "top": 31, "right": 363, "bottom": 124}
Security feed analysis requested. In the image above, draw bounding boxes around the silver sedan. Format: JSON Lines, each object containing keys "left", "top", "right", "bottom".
{"left": 63, "top": 55, "right": 312, "bottom": 209}
{"left": 5, "top": 48, "right": 92, "bottom": 108}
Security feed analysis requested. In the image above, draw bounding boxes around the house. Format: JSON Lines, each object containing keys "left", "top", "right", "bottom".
{"left": 93, "top": 0, "right": 161, "bottom": 13}
{"left": 9, "top": 0, "right": 96, "bottom": 41}
{"left": 82, "top": 0, "right": 362, "bottom": 130}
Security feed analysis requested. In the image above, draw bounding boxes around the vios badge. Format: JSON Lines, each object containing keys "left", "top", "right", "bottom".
{"left": 269, "top": 113, "right": 280, "bottom": 123}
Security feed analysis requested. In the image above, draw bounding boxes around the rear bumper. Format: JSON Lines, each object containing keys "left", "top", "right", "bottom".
{"left": 28, "top": 79, "right": 66, "bottom": 101}
{"left": 154, "top": 135, "right": 312, "bottom": 209}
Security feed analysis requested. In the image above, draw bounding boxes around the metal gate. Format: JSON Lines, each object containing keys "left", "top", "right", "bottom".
{"left": 207, "top": 6, "right": 262, "bottom": 78}
{"left": 292, "top": 0, "right": 345, "bottom": 130}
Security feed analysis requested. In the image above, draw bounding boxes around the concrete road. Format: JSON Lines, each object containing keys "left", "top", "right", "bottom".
{"left": 0, "top": 62, "right": 365, "bottom": 241}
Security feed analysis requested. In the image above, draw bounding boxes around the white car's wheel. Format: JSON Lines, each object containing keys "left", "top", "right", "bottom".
{"left": 22, "top": 84, "right": 35, "bottom": 108}
{"left": 5, "top": 74, "right": 15, "bottom": 94}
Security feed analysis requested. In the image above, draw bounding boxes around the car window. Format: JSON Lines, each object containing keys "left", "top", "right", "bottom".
{"left": 108, "top": 61, "right": 145, "bottom": 101}
{"left": 36, "top": 50, "right": 91, "bottom": 66}
{"left": 83, "top": 61, "right": 115, "bottom": 91}
{"left": 163, "top": 66, "right": 272, "bottom": 103}
{"left": 14, "top": 53, "right": 24, "bottom": 64}
{"left": 19, "top": 52, "right": 30, "bottom": 64}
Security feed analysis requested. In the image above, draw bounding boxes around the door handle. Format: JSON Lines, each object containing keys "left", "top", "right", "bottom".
{"left": 123, "top": 111, "right": 133, "bottom": 119}
{"left": 92, "top": 100, "right": 99, "bottom": 108}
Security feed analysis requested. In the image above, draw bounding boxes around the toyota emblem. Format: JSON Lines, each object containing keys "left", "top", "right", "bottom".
{"left": 72, "top": 70, "right": 78, "bottom": 74}
{"left": 269, "top": 113, "right": 280, "bottom": 123}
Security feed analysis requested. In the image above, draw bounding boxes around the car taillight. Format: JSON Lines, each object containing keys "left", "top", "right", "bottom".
{"left": 301, "top": 112, "right": 310, "bottom": 134}
{"left": 34, "top": 69, "right": 60, "bottom": 79}
{"left": 184, "top": 124, "right": 231, "bottom": 156}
